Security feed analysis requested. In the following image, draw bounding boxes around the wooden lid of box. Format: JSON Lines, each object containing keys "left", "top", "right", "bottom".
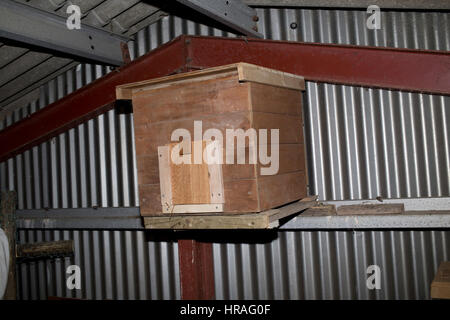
{"left": 116, "top": 62, "right": 305, "bottom": 100}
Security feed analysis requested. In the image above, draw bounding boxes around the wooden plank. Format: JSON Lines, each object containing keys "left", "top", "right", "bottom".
{"left": 136, "top": 155, "right": 160, "bottom": 185}
{"left": 172, "top": 204, "right": 223, "bottom": 214}
{"left": 131, "top": 75, "right": 249, "bottom": 124}
{"left": 257, "top": 143, "right": 305, "bottom": 177}
{"left": 139, "top": 184, "right": 163, "bottom": 215}
{"left": 337, "top": 203, "right": 405, "bottom": 215}
{"left": 158, "top": 146, "right": 173, "bottom": 213}
{"left": 143, "top": 195, "right": 317, "bottom": 229}
{"left": 170, "top": 161, "right": 211, "bottom": 205}
{"left": 16, "top": 240, "right": 74, "bottom": 260}
{"left": 223, "top": 179, "right": 260, "bottom": 213}
{"left": 170, "top": 141, "right": 211, "bottom": 205}
{"left": 219, "top": 143, "right": 305, "bottom": 179}
{"left": 251, "top": 112, "right": 303, "bottom": 144}
{"left": 238, "top": 63, "right": 305, "bottom": 90}
{"left": 206, "top": 140, "right": 225, "bottom": 204}
{"left": 257, "top": 171, "right": 307, "bottom": 211}
{"left": 431, "top": 262, "right": 450, "bottom": 299}
{"left": 116, "top": 65, "right": 239, "bottom": 99}
{"left": 249, "top": 82, "right": 302, "bottom": 115}
{"left": 144, "top": 213, "right": 269, "bottom": 229}
{"left": 134, "top": 112, "right": 253, "bottom": 155}
{"left": 302, "top": 205, "right": 337, "bottom": 216}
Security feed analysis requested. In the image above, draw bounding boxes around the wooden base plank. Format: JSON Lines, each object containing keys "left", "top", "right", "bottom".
{"left": 143, "top": 196, "right": 317, "bottom": 229}
{"left": 337, "top": 203, "right": 404, "bottom": 215}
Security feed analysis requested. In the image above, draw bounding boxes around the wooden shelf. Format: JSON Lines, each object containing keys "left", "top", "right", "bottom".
{"left": 143, "top": 196, "right": 318, "bottom": 230}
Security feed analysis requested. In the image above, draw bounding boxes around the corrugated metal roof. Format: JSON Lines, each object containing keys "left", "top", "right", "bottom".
{"left": 0, "top": 0, "right": 167, "bottom": 117}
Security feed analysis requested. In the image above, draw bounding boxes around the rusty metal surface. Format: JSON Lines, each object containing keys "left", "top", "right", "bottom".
{"left": 185, "top": 36, "right": 450, "bottom": 95}
{"left": 178, "top": 239, "right": 215, "bottom": 299}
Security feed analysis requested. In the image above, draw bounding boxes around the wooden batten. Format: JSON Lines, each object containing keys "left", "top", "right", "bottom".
{"left": 157, "top": 145, "right": 173, "bottom": 213}
{"left": 236, "top": 63, "right": 305, "bottom": 91}
{"left": 144, "top": 196, "right": 318, "bottom": 229}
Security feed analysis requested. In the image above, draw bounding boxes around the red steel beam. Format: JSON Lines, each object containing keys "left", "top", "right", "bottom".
{"left": 0, "top": 36, "right": 189, "bottom": 162}
{"left": 178, "top": 239, "right": 215, "bottom": 300}
{"left": 185, "top": 36, "right": 450, "bottom": 95}
{"left": 1, "top": 35, "right": 449, "bottom": 162}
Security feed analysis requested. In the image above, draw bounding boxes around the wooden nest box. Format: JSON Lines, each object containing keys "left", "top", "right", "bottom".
{"left": 117, "top": 62, "right": 308, "bottom": 220}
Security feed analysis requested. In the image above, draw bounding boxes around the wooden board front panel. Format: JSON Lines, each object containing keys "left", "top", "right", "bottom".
{"left": 132, "top": 75, "right": 250, "bottom": 125}
{"left": 170, "top": 162, "right": 211, "bottom": 204}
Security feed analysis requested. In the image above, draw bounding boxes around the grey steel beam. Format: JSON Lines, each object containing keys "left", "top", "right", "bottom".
{"left": 0, "top": 0, "right": 129, "bottom": 66}
{"left": 15, "top": 197, "right": 450, "bottom": 230}
{"left": 322, "top": 197, "right": 450, "bottom": 212}
{"left": 16, "top": 209, "right": 450, "bottom": 230}
{"left": 244, "top": 0, "right": 450, "bottom": 10}
{"left": 176, "top": 0, "right": 262, "bottom": 38}
{"left": 282, "top": 197, "right": 450, "bottom": 229}
{"left": 281, "top": 213, "right": 450, "bottom": 229}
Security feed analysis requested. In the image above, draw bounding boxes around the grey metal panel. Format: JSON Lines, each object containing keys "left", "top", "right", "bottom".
{"left": 213, "top": 230, "right": 450, "bottom": 299}
{"left": 16, "top": 229, "right": 180, "bottom": 300}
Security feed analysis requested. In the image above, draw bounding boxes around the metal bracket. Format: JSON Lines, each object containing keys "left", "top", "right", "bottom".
{"left": 176, "top": 0, "right": 262, "bottom": 38}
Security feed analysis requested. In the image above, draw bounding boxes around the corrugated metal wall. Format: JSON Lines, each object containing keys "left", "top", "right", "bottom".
{"left": 213, "top": 230, "right": 449, "bottom": 299}
{"left": 0, "top": 8, "right": 449, "bottom": 299}
{"left": 0, "top": 64, "right": 140, "bottom": 209}
{"left": 16, "top": 229, "right": 180, "bottom": 300}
